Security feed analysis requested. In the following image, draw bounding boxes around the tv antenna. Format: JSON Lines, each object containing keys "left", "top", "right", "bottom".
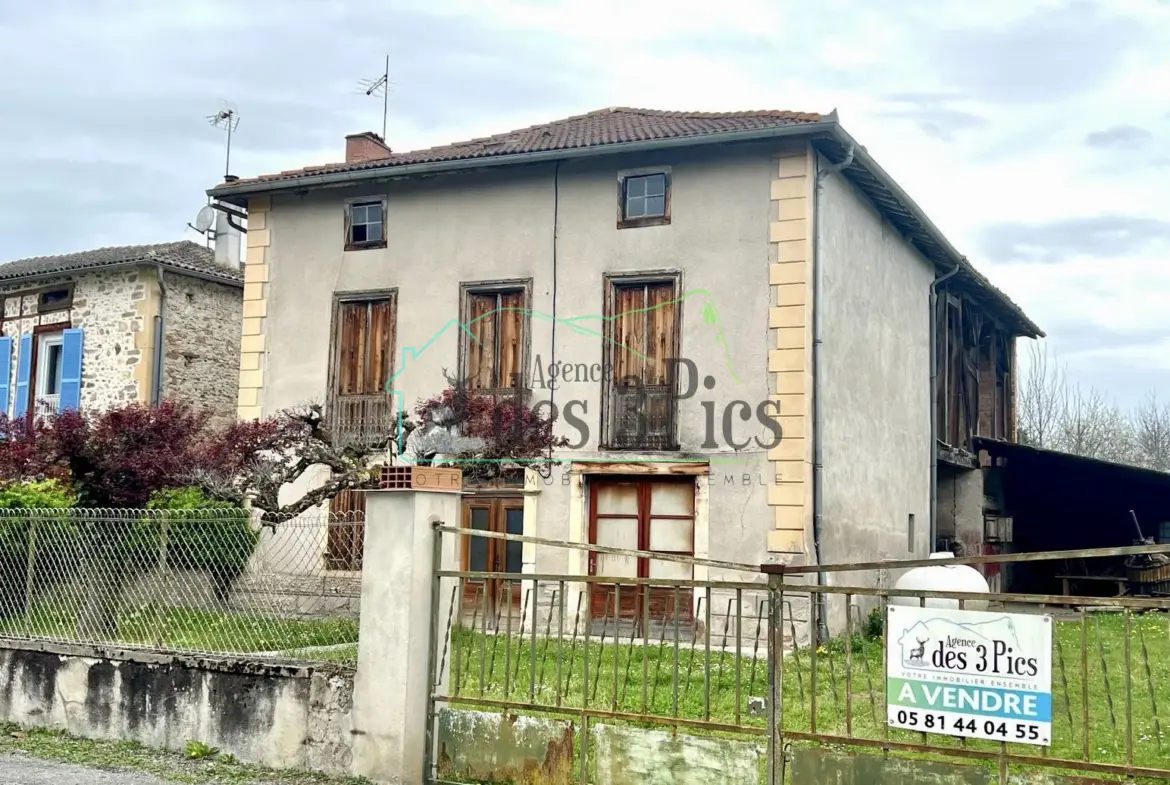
{"left": 357, "top": 55, "right": 390, "bottom": 140}
{"left": 207, "top": 101, "right": 241, "bottom": 178}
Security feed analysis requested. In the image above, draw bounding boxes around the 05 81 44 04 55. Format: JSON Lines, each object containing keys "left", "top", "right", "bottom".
{"left": 888, "top": 706, "right": 1048, "bottom": 745}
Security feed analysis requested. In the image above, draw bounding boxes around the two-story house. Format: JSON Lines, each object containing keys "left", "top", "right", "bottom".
{"left": 208, "top": 107, "right": 1040, "bottom": 627}
{"left": 0, "top": 241, "right": 243, "bottom": 421}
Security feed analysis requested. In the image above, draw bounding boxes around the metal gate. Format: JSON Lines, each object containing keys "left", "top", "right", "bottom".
{"left": 424, "top": 529, "right": 1170, "bottom": 785}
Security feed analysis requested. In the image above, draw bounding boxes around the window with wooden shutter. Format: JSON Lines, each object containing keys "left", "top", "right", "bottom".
{"left": 460, "top": 283, "right": 529, "bottom": 398}
{"left": 330, "top": 293, "right": 396, "bottom": 448}
{"left": 602, "top": 275, "right": 680, "bottom": 450}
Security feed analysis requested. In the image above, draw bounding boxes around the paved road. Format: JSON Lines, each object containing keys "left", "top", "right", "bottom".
{"left": 0, "top": 753, "right": 172, "bottom": 785}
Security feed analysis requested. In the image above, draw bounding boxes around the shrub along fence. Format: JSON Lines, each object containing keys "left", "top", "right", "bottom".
{"left": 0, "top": 507, "right": 362, "bottom": 666}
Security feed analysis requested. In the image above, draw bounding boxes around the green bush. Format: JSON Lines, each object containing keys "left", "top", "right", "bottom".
{"left": 145, "top": 487, "right": 257, "bottom": 602}
{"left": 0, "top": 480, "right": 76, "bottom": 619}
{"left": 0, "top": 479, "right": 77, "bottom": 509}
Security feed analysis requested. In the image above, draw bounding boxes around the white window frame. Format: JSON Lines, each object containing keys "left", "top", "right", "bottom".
{"left": 35, "top": 332, "right": 64, "bottom": 416}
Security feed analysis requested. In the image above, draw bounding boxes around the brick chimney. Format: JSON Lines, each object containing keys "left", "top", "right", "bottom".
{"left": 346, "top": 132, "right": 393, "bottom": 164}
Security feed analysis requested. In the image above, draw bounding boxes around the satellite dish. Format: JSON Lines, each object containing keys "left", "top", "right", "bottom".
{"left": 193, "top": 205, "right": 216, "bottom": 233}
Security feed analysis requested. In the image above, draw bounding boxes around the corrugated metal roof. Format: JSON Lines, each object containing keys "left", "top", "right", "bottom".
{"left": 0, "top": 241, "right": 243, "bottom": 286}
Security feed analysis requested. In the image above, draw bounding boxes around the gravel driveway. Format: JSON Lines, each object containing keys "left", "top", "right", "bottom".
{"left": 0, "top": 753, "right": 173, "bottom": 785}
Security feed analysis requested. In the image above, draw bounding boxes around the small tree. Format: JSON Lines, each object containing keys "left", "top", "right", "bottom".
{"left": 190, "top": 403, "right": 395, "bottom": 520}
{"left": 410, "top": 379, "right": 568, "bottom": 482}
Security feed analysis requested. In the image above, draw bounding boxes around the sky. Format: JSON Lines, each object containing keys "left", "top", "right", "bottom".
{"left": 1, "top": 0, "right": 1168, "bottom": 407}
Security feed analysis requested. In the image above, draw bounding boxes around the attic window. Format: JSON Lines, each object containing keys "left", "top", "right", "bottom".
{"left": 37, "top": 284, "right": 74, "bottom": 313}
{"left": 346, "top": 200, "right": 386, "bottom": 250}
{"left": 618, "top": 170, "right": 671, "bottom": 229}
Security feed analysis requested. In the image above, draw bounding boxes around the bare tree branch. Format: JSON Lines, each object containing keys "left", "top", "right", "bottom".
{"left": 1133, "top": 392, "right": 1170, "bottom": 471}
{"left": 1017, "top": 340, "right": 1065, "bottom": 448}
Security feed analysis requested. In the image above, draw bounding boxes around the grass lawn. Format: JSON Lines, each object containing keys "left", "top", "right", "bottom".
{"left": 444, "top": 612, "right": 1170, "bottom": 776}
{"left": 0, "top": 602, "right": 358, "bottom": 665}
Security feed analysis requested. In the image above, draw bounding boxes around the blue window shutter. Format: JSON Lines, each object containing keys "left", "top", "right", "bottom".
{"left": 13, "top": 333, "right": 32, "bottom": 418}
{"left": 59, "top": 328, "right": 84, "bottom": 412}
{"left": 0, "top": 336, "right": 11, "bottom": 416}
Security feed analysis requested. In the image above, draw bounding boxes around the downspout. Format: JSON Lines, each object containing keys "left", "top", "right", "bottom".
{"left": 928, "top": 263, "right": 960, "bottom": 550}
{"left": 811, "top": 142, "right": 853, "bottom": 643}
{"left": 151, "top": 265, "right": 168, "bottom": 406}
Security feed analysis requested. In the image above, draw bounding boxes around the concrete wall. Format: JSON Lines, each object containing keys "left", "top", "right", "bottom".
{"left": 816, "top": 157, "right": 934, "bottom": 574}
{"left": 937, "top": 464, "right": 984, "bottom": 557}
{"left": 161, "top": 274, "right": 243, "bottom": 421}
{"left": 253, "top": 143, "right": 790, "bottom": 574}
{"left": 0, "top": 640, "right": 354, "bottom": 776}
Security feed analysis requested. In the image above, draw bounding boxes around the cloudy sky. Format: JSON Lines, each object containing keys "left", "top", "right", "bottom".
{"left": 2, "top": 0, "right": 1168, "bottom": 405}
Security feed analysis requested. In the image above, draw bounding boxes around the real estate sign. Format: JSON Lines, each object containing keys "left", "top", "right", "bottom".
{"left": 886, "top": 605, "right": 1052, "bottom": 746}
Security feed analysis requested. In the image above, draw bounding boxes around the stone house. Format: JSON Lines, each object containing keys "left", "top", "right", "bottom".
{"left": 0, "top": 241, "right": 243, "bottom": 421}
{"left": 207, "top": 107, "right": 1041, "bottom": 631}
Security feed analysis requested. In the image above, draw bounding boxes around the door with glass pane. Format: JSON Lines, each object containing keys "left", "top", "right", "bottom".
{"left": 461, "top": 497, "right": 524, "bottom": 621}
{"left": 588, "top": 478, "right": 695, "bottom": 624}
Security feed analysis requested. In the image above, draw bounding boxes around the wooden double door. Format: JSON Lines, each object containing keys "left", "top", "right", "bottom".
{"left": 461, "top": 496, "right": 525, "bottom": 620}
{"left": 588, "top": 477, "right": 696, "bottom": 623}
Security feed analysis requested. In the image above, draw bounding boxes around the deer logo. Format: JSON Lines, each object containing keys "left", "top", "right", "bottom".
{"left": 908, "top": 638, "right": 928, "bottom": 664}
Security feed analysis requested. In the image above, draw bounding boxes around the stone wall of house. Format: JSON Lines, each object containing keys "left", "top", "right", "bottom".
{"left": 161, "top": 275, "right": 242, "bottom": 421}
{"left": 0, "top": 269, "right": 147, "bottom": 412}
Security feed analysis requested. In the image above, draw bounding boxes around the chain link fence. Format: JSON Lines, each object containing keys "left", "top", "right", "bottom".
{"left": 0, "top": 508, "right": 363, "bottom": 666}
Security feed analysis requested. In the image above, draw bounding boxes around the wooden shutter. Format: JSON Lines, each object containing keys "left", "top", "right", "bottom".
{"left": 645, "top": 283, "right": 676, "bottom": 386}
{"left": 606, "top": 280, "right": 678, "bottom": 449}
{"left": 364, "top": 299, "right": 394, "bottom": 394}
{"left": 465, "top": 290, "right": 525, "bottom": 391}
{"left": 337, "top": 302, "right": 368, "bottom": 396}
{"left": 0, "top": 336, "right": 12, "bottom": 416}
{"left": 611, "top": 285, "right": 645, "bottom": 384}
{"left": 497, "top": 291, "right": 524, "bottom": 390}
{"left": 59, "top": 328, "right": 84, "bottom": 411}
{"left": 336, "top": 298, "right": 395, "bottom": 396}
{"left": 13, "top": 333, "right": 32, "bottom": 418}
{"left": 466, "top": 294, "right": 496, "bottom": 391}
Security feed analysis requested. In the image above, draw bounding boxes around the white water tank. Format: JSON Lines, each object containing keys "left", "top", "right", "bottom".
{"left": 890, "top": 552, "right": 990, "bottom": 611}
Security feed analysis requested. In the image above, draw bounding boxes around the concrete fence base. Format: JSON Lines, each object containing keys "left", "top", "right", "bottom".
{"left": 0, "top": 638, "right": 356, "bottom": 776}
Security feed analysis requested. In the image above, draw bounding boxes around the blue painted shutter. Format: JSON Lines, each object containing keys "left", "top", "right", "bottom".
{"left": 0, "top": 336, "right": 11, "bottom": 417}
{"left": 13, "top": 333, "right": 32, "bottom": 418}
{"left": 59, "top": 328, "right": 84, "bottom": 412}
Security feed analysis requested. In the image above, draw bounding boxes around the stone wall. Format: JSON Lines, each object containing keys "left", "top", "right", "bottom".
{"left": 0, "top": 267, "right": 241, "bottom": 417}
{"left": 161, "top": 274, "right": 242, "bottom": 421}
{"left": 0, "top": 639, "right": 355, "bottom": 776}
{"left": 1, "top": 269, "right": 148, "bottom": 411}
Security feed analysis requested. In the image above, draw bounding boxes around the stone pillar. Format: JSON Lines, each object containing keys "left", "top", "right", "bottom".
{"left": 350, "top": 468, "right": 461, "bottom": 784}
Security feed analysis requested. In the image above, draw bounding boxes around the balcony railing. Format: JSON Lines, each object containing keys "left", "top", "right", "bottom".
{"left": 330, "top": 393, "right": 396, "bottom": 450}
{"left": 34, "top": 395, "right": 59, "bottom": 419}
{"left": 603, "top": 385, "right": 676, "bottom": 450}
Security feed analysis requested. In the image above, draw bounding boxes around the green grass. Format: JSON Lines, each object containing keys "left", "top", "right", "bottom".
{"left": 0, "top": 722, "right": 370, "bottom": 784}
{"left": 444, "top": 612, "right": 1170, "bottom": 777}
{"left": 0, "top": 602, "right": 358, "bottom": 664}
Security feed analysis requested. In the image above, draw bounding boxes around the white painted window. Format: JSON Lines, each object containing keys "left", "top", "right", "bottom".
{"left": 35, "top": 333, "right": 64, "bottom": 416}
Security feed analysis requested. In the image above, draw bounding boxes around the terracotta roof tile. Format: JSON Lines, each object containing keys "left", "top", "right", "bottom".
{"left": 226, "top": 107, "right": 825, "bottom": 186}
